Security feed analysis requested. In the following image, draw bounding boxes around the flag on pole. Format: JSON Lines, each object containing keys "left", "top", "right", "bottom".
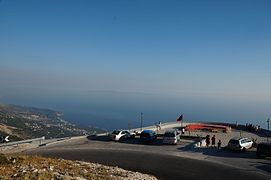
{"left": 176, "top": 114, "right": 183, "bottom": 122}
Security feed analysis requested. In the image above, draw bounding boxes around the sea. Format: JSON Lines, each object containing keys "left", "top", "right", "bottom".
{"left": 1, "top": 91, "right": 270, "bottom": 131}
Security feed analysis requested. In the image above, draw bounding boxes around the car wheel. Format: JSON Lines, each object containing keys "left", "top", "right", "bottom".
{"left": 256, "top": 152, "right": 265, "bottom": 158}
{"left": 242, "top": 147, "right": 246, "bottom": 152}
{"left": 119, "top": 136, "right": 125, "bottom": 142}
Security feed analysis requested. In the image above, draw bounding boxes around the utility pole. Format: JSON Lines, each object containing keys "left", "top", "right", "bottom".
{"left": 140, "top": 112, "right": 143, "bottom": 131}
{"left": 267, "top": 118, "right": 270, "bottom": 142}
{"left": 128, "top": 123, "right": 131, "bottom": 131}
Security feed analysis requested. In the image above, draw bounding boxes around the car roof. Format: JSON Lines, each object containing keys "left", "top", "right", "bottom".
{"left": 258, "top": 142, "right": 271, "bottom": 146}
{"left": 165, "top": 129, "right": 177, "bottom": 133}
{"left": 112, "top": 129, "right": 123, "bottom": 132}
{"left": 230, "top": 137, "right": 250, "bottom": 141}
{"left": 142, "top": 130, "right": 155, "bottom": 133}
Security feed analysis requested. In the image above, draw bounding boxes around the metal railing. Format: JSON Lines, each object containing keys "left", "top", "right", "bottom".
{"left": 0, "top": 136, "right": 45, "bottom": 147}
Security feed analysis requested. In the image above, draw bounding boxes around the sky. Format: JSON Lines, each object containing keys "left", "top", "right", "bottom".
{"left": 0, "top": 0, "right": 271, "bottom": 129}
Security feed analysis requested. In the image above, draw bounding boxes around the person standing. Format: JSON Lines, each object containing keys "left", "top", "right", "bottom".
{"left": 206, "top": 135, "right": 210, "bottom": 147}
{"left": 211, "top": 135, "right": 216, "bottom": 147}
{"left": 199, "top": 136, "right": 202, "bottom": 147}
{"left": 158, "top": 121, "right": 162, "bottom": 130}
{"left": 217, "top": 139, "right": 222, "bottom": 149}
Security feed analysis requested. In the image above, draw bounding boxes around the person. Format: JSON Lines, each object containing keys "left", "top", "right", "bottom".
{"left": 217, "top": 139, "right": 222, "bottom": 149}
{"left": 181, "top": 127, "right": 185, "bottom": 134}
{"left": 206, "top": 135, "right": 210, "bottom": 147}
{"left": 211, "top": 135, "right": 216, "bottom": 147}
{"left": 156, "top": 124, "right": 159, "bottom": 132}
{"left": 199, "top": 136, "right": 202, "bottom": 147}
{"left": 158, "top": 121, "right": 162, "bottom": 130}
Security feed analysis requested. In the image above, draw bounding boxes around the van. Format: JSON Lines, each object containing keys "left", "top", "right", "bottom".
{"left": 257, "top": 142, "right": 271, "bottom": 158}
{"left": 163, "top": 129, "right": 179, "bottom": 145}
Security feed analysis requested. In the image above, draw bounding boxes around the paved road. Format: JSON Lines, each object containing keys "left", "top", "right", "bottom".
{"left": 27, "top": 136, "right": 271, "bottom": 180}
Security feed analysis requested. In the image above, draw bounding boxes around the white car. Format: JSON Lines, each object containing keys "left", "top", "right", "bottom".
{"left": 163, "top": 129, "right": 179, "bottom": 145}
{"left": 227, "top": 137, "right": 253, "bottom": 151}
{"left": 109, "top": 130, "right": 132, "bottom": 141}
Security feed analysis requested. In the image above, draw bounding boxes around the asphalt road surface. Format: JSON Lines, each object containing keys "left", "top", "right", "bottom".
{"left": 27, "top": 136, "right": 271, "bottom": 180}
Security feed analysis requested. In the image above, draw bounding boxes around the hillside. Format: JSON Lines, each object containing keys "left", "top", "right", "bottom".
{"left": 0, "top": 154, "right": 156, "bottom": 180}
{"left": 0, "top": 103, "right": 104, "bottom": 141}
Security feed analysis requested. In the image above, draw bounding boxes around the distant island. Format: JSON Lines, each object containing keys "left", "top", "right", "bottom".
{"left": 0, "top": 103, "right": 105, "bottom": 141}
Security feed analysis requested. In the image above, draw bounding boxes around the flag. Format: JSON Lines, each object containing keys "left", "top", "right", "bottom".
{"left": 176, "top": 114, "right": 183, "bottom": 122}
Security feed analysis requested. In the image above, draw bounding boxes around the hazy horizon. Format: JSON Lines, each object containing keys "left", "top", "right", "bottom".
{"left": 1, "top": 0, "right": 271, "bottom": 130}
{"left": 1, "top": 89, "right": 270, "bottom": 130}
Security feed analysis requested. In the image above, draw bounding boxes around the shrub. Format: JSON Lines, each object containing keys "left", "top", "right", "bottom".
{"left": 0, "top": 154, "right": 9, "bottom": 165}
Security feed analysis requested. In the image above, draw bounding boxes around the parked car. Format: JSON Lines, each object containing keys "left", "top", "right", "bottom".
{"left": 129, "top": 131, "right": 136, "bottom": 138}
{"left": 163, "top": 129, "right": 179, "bottom": 145}
{"left": 227, "top": 137, "right": 253, "bottom": 151}
{"left": 256, "top": 142, "right": 271, "bottom": 158}
{"left": 140, "top": 130, "right": 157, "bottom": 143}
{"left": 109, "top": 130, "right": 131, "bottom": 141}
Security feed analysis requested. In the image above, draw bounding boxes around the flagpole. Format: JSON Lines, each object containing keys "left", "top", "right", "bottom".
{"left": 140, "top": 112, "right": 143, "bottom": 131}
{"left": 177, "top": 114, "right": 184, "bottom": 127}
{"left": 181, "top": 114, "right": 184, "bottom": 127}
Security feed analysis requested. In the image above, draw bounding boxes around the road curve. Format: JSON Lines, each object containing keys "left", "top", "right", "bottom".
{"left": 28, "top": 148, "right": 270, "bottom": 180}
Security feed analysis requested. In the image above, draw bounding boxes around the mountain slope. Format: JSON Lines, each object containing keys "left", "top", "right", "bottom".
{"left": 0, "top": 103, "right": 104, "bottom": 141}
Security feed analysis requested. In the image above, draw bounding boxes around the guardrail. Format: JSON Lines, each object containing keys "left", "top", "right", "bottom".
{"left": 0, "top": 136, "right": 45, "bottom": 147}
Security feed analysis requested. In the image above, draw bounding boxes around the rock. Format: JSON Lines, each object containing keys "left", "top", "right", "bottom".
{"left": 1, "top": 155, "right": 158, "bottom": 180}
{"left": 75, "top": 177, "right": 86, "bottom": 180}
{"left": 53, "top": 172, "right": 63, "bottom": 179}
{"left": 49, "top": 165, "right": 54, "bottom": 171}
{"left": 82, "top": 169, "right": 88, "bottom": 174}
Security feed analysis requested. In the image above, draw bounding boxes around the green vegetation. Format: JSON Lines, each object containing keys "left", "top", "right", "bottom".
{"left": 0, "top": 103, "right": 105, "bottom": 141}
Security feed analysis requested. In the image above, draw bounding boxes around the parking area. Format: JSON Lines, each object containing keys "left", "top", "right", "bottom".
{"left": 26, "top": 125, "right": 271, "bottom": 178}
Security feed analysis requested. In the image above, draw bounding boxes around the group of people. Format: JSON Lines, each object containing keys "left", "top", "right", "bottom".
{"left": 245, "top": 123, "right": 260, "bottom": 132}
{"left": 205, "top": 135, "right": 222, "bottom": 149}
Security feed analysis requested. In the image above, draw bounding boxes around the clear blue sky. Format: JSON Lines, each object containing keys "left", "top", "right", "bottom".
{"left": 0, "top": 0, "right": 271, "bottom": 127}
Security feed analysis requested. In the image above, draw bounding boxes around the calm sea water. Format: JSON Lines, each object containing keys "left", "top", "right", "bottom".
{"left": 1, "top": 91, "right": 270, "bottom": 130}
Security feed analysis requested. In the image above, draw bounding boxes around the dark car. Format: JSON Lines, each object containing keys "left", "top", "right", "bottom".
{"left": 140, "top": 130, "right": 157, "bottom": 143}
{"left": 257, "top": 142, "right": 271, "bottom": 158}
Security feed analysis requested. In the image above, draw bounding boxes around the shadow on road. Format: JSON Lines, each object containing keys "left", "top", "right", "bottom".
{"left": 87, "top": 135, "right": 111, "bottom": 141}
{"left": 252, "top": 161, "right": 271, "bottom": 174}
{"left": 87, "top": 135, "right": 166, "bottom": 146}
{"left": 122, "top": 137, "right": 164, "bottom": 146}
{"left": 178, "top": 143, "right": 260, "bottom": 159}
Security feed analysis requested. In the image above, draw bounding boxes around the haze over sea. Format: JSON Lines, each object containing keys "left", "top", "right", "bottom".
{"left": 1, "top": 90, "right": 270, "bottom": 130}
{"left": 1, "top": 0, "right": 271, "bottom": 130}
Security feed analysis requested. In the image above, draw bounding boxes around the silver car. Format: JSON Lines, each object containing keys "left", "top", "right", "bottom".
{"left": 163, "top": 129, "right": 179, "bottom": 145}
{"left": 227, "top": 137, "right": 253, "bottom": 151}
{"left": 109, "top": 130, "right": 131, "bottom": 141}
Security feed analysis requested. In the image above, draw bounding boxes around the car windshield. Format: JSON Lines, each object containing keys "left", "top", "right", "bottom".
{"left": 259, "top": 144, "right": 271, "bottom": 150}
{"left": 164, "top": 132, "right": 175, "bottom": 137}
{"left": 112, "top": 130, "right": 120, "bottom": 135}
{"left": 229, "top": 140, "right": 239, "bottom": 145}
